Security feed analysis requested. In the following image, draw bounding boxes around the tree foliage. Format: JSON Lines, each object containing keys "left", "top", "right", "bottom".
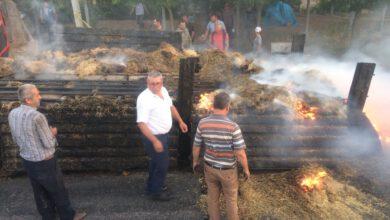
{"left": 315, "top": 0, "right": 390, "bottom": 14}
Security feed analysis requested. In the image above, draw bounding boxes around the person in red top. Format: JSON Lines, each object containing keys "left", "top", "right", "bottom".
{"left": 0, "top": 9, "right": 10, "bottom": 57}
{"left": 210, "top": 23, "right": 229, "bottom": 51}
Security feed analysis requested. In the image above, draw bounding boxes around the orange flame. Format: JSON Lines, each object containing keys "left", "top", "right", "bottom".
{"left": 300, "top": 171, "right": 327, "bottom": 192}
{"left": 196, "top": 93, "right": 214, "bottom": 111}
{"left": 294, "top": 100, "right": 319, "bottom": 120}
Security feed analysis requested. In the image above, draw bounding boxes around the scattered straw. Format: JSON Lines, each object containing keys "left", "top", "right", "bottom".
{"left": 197, "top": 164, "right": 389, "bottom": 219}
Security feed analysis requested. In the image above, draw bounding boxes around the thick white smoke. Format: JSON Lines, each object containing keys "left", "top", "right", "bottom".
{"left": 250, "top": 41, "right": 390, "bottom": 150}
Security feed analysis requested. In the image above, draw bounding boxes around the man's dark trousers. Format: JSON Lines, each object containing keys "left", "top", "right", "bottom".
{"left": 142, "top": 134, "right": 169, "bottom": 194}
{"left": 22, "top": 156, "right": 75, "bottom": 220}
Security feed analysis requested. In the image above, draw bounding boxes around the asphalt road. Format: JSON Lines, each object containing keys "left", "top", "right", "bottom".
{"left": 0, "top": 171, "right": 205, "bottom": 220}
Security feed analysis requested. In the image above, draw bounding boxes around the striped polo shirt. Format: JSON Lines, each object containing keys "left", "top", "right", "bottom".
{"left": 193, "top": 114, "right": 246, "bottom": 169}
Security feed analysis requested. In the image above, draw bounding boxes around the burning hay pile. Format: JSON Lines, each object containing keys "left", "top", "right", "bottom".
{"left": 197, "top": 165, "right": 389, "bottom": 219}
{"left": 195, "top": 81, "right": 346, "bottom": 119}
{"left": 6, "top": 42, "right": 198, "bottom": 79}
{"left": 195, "top": 51, "right": 346, "bottom": 118}
{"left": 1, "top": 43, "right": 261, "bottom": 83}
{"left": 194, "top": 49, "right": 348, "bottom": 119}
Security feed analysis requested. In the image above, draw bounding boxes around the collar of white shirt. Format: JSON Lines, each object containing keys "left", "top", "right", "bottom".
{"left": 21, "top": 104, "right": 37, "bottom": 110}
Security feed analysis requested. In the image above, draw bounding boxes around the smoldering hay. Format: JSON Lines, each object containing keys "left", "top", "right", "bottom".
{"left": 196, "top": 164, "right": 389, "bottom": 219}
{"left": 251, "top": 52, "right": 390, "bottom": 148}
{"left": 10, "top": 43, "right": 183, "bottom": 79}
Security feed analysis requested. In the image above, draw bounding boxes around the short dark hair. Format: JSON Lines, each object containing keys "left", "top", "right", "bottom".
{"left": 213, "top": 92, "right": 230, "bottom": 110}
{"left": 210, "top": 13, "right": 218, "bottom": 18}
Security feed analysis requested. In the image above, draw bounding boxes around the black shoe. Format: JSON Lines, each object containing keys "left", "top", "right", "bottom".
{"left": 162, "top": 185, "right": 168, "bottom": 192}
{"left": 150, "top": 191, "right": 173, "bottom": 201}
{"left": 144, "top": 185, "right": 167, "bottom": 195}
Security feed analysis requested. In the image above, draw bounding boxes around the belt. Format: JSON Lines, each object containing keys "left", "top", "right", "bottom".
{"left": 205, "top": 161, "right": 234, "bottom": 170}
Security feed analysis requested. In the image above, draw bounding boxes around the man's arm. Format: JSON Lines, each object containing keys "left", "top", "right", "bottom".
{"left": 171, "top": 106, "right": 188, "bottom": 133}
{"left": 225, "top": 33, "right": 230, "bottom": 50}
{"left": 192, "top": 145, "right": 201, "bottom": 168}
{"left": 234, "top": 149, "right": 250, "bottom": 178}
{"left": 34, "top": 114, "right": 57, "bottom": 149}
{"left": 202, "top": 23, "right": 210, "bottom": 41}
{"left": 204, "top": 29, "right": 209, "bottom": 37}
{"left": 232, "top": 125, "right": 250, "bottom": 178}
{"left": 192, "top": 125, "right": 203, "bottom": 170}
{"left": 190, "top": 26, "right": 195, "bottom": 40}
{"left": 138, "top": 122, "right": 163, "bottom": 152}
{"left": 8, "top": 113, "right": 17, "bottom": 144}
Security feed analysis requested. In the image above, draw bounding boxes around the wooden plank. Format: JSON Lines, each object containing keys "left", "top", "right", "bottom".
{"left": 177, "top": 57, "right": 199, "bottom": 167}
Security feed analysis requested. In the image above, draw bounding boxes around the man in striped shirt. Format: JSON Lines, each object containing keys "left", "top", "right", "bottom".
{"left": 192, "top": 91, "right": 250, "bottom": 220}
{"left": 8, "top": 84, "right": 86, "bottom": 220}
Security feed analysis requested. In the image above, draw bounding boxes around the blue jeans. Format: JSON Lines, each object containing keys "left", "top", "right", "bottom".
{"left": 142, "top": 134, "right": 169, "bottom": 194}
{"left": 22, "top": 156, "right": 75, "bottom": 220}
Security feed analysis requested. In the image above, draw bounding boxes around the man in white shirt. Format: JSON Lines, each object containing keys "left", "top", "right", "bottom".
{"left": 137, "top": 71, "right": 188, "bottom": 201}
{"left": 132, "top": 1, "right": 147, "bottom": 29}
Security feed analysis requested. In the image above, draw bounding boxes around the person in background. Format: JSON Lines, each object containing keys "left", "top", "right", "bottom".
{"left": 8, "top": 84, "right": 86, "bottom": 220}
{"left": 137, "top": 71, "right": 188, "bottom": 201}
{"left": 40, "top": 0, "right": 57, "bottom": 42}
{"left": 182, "top": 15, "right": 195, "bottom": 41}
{"left": 202, "top": 13, "right": 226, "bottom": 41}
{"left": 192, "top": 91, "right": 250, "bottom": 220}
{"left": 131, "top": 1, "right": 148, "bottom": 29}
{"left": 253, "top": 26, "right": 262, "bottom": 54}
{"left": 152, "top": 18, "right": 163, "bottom": 31}
{"left": 210, "top": 23, "right": 229, "bottom": 51}
{"left": 177, "top": 21, "right": 192, "bottom": 50}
